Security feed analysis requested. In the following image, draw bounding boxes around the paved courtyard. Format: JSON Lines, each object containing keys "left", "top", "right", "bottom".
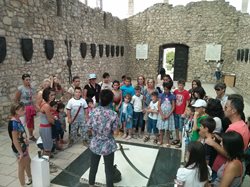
{"left": 0, "top": 82, "right": 249, "bottom": 187}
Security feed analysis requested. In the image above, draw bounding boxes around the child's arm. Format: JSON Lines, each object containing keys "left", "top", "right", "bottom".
{"left": 165, "top": 99, "right": 175, "bottom": 119}
{"left": 66, "top": 109, "right": 72, "bottom": 124}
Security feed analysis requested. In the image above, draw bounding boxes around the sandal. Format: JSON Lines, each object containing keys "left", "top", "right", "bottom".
{"left": 175, "top": 143, "right": 182, "bottom": 148}
{"left": 153, "top": 139, "right": 158, "bottom": 144}
{"left": 157, "top": 141, "right": 163, "bottom": 146}
{"left": 143, "top": 136, "right": 150, "bottom": 142}
{"left": 171, "top": 139, "right": 180, "bottom": 145}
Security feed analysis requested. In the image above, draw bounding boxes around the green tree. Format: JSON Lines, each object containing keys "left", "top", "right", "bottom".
{"left": 166, "top": 51, "right": 175, "bottom": 66}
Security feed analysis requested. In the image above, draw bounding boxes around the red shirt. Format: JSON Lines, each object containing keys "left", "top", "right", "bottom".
{"left": 226, "top": 120, "right": 250, "bottom": 150}
{"left": 174, "top": 89, "right": 190, "bottom": 114}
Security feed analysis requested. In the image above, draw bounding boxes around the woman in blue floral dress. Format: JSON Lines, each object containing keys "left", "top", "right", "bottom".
{"left": 87, "top": 89, "right": 119, "bottom": 187}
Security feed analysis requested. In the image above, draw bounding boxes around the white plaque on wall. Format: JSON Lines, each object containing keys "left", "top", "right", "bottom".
{"left": 205, "top": 44, "right": 222, "bottom": 61}
{"left": 136, "top": 44, "right": 148, "bottom": 60}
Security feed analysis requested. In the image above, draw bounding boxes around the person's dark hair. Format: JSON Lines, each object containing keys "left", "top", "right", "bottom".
{"left": 22, "top": 73, "right": 30, "bottom": 80}
{"left": 151, "top": 91, "right": 159, "bottom": 97}
{"left": 177, "top": 79, "right": 186, "bottom": 86}
{"left": 100, "top": 89, "right": 114, "bottom": 107}
{"left": 74, "top": 86, "right": 82, "bottom": 91}
{"left": 121, "top": 75, "right": 126, "bottom": 80}
{"left": 86, "top": 98, "right": 93, "bottom": 105}
{"left": 193, "top": 86, "right": 206, "bottom": 99}
{"left": 10, "top": 102, "right": 25, "bottom": 116}
{"left": 134, "top": 85, "right": 141, "bottom": 91}
{"left": 57, "top": 102, "right": 65, "bottom": 112}
{"left": 222, "top": 131, "right": 244, "bottom": 161}
{"left": 162, "top": 74, "right": 173, "bottom": 82}
{"left": 214, "top": 83, "right": 226, "bottom": 91}
{"left": 185, "top": 141, "right": 209, "bottom": 182}
{"left": 50, "top": 100, "right": 57, "bottom": 107}
{"left": 102, "top": 72, "right": 110, "bottom": 79}
{"left": 206, "top": 98, "right": 224, "bottom": 118}
{"left": 72, "top": 76, "right": 80, "bottom": 82}
{"left": 113, "top": 80, "right": 120, "bottom": 86}
{"left": 42, "top": 87, "right": 54, "bottom": 102}
{"left": 52, "top": 75, "right": 62, "bottom": 91}
{"left": 192, "top": 79, "right": 202, "bottom": 88}
{"left": 200, "top": 117, "right": 216, "bottom": 133}
{"left": 163, "top": 82, "right": 173, "bottom": 90}
{"left": 159, "top": 68, "right": 166, "bottom": 80}
{"left": 228, "top": 94, "right": 244, "bottom": 118}
{"left": 126, "top": 77, "right": 132, "bottom": 82}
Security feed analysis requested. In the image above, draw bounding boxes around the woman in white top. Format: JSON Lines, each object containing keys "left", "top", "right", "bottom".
{"left": 175, "top": 141, "right": 211, "bottom": 187}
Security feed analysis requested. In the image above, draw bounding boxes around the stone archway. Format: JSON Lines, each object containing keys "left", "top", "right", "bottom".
{"left": 158, "top": 43, "right": 189, "bottom": 81}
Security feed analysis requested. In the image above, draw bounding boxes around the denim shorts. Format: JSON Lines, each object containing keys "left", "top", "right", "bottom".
{"left": 133, "top": 112, "right": 143, "bottom": 128}
{"left": 121, "top": 112, "right": 126, "bottom": 123}
{"left": 147, "top": 117, "right": 158, "bottom": 134}
{"left": 174, "top": 114, "right": 184, "bottom": 131}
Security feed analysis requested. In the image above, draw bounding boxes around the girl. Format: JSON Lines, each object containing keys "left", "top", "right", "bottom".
{"left": 36, "top": 78, "right": 51, "bottom": 111}
{"left": 8, "top": 102, "right": 32, "bottom": 187}
{"left": 136, "top": 75, "right": 146, "bottom": 94}
{"left": 112, "top": 80, "right": 122, "bottom": 112}
{"left": 156, "top": 67, "right": 166, "bottom": 93}
{"left": 119, "top": 94, "right": 133, "bottom": 140}
{"left": 213, "top": 131, "right": 245, "bottom": 187}
{"left": 39, "top": 87, "right": 56, "bottom": 157}
{"left": 156, "top": 82, "right": 175, "bottom": 146}
{"left": 175, "top": 141, "right": 211, "bottom": 187}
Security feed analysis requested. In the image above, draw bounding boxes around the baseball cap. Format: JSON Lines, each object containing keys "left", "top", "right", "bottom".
{"left": 192, "top": 99, "right": 207, "bottom": 108}
{"left": 88, "top": 73, "right": 96, "bottom": 80}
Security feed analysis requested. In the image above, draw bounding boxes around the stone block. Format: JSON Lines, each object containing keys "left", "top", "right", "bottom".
{"left": 3, "top": 16, "right": 12, "bottom": 25}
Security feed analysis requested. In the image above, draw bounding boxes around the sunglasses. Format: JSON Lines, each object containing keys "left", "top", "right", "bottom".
{"left": 215, "top": 88, "right": 221, "bottom": 91}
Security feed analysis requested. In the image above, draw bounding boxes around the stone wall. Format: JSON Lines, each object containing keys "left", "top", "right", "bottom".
{"left": 126, "top": 0, "right": 250, "bottom": 93}
{"left": 0, "top": 0, "right": 127, "bottom": 121}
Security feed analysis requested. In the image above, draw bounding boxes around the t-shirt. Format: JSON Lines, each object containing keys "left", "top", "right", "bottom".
{"left": 190, "top": 115, "right": 207, "bottom": 141}
{"left": 99, "top": 81, "right": 113, "bottom": 90}
{"left": 131, "top": 95, "right": 143, "bottom": 112}
{"left": 174, "top": 89, "right": 190, "bottom": 114}
{"left": 17, "top": 85, "right": 35, "bottom": 105}
{"left": 120, "top": 85, "right": 135, "bottom": 98}
{"left": 160, "top": 92, "right": 176, "bottom": 105}
{"left": 148, "top": 101, "right": 158, "bottom": 120}
{"left": 67, "top": 85, "right": 75, "bottom": 96}
{"left": 216, "top": 62, "right": 222, "bottom": 72}
{"left": 84, "top": 83, "right": 101, "bottom": 103}
{"left": 8, "top": 120, "right": 26, "bottom": 153}
{"left": 176, "top": 164, "right": 211, "bottom": 187}
{"left": 66, "top": 98, "right": 88, "bottom": 123}
{"left": 213, "top": 117, "right": 222, "bottom": 133}
{"left": 204, "top": 143, "right": 217, "bottom": 168}
{"left": 226, "top": 120, "right": 250, "bottom": 150}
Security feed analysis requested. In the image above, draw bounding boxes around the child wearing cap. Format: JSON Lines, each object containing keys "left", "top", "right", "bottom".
{"left": 190, "top": 99, "right": 208, "bottom": 141}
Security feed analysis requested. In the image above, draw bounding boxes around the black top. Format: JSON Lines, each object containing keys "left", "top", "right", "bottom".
{"left": 204, "top": 143, "right": 217, "bottom": 168}
{"left": 84, "top": 83, "right": 101, "bottom": 103}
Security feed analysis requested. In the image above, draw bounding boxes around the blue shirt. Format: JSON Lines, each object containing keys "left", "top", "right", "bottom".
{"left": 120, "top": 85, "right": 135, "bottom": 98}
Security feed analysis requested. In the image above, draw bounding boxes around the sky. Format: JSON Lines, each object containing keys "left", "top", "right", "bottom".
{"left": 79, "top": 0, "right": 249, "bottom": 19}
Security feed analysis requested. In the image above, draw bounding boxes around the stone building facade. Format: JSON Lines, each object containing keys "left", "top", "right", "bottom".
{"left": 0, "top": 0, "right": 250, "bottom": 121}
{"left": 0, "top": 0, "right": 127, "bottom": 120}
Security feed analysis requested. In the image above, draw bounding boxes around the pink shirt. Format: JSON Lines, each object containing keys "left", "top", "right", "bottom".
{"left": 226, "top": 120, "right": 250, "bottom": 150}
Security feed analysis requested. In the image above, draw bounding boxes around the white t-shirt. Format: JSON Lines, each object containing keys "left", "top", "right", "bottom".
{"left": 122, "top": 103, "right": 128, "bottom": 113}
{"left": 213, "top": 117, "right": 222, "bottom": 133}
{"left": 131, "top": 95, "right": 143, "bottom": 112}
{"left": 148, "top": 101, "right": 158, "bottom": 120}
{"left": 176, "top": 165, "right": 211, "bottom": 187}
{"left": 99, "top": 81, "right": 113, "bottom": 90}
{"left": 66, "top": 98, "right": 88, "bottom": 123}
{"left": 216, "top": 62, "right": 222, "bottom": 72}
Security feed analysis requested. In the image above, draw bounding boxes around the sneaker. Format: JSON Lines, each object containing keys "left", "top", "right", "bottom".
{"left": 29, "top": 136, "right": 37, "bottom": 142}
{"left": 126, "top": 135, "right": 132, "bottom": 140}
{"left": 50, "top": 166, "right": 58, "bottom": 173}
{"left": 26, "top": 178, "right": 32, "bottom": 185}
{"left": 175, "top": 143, "right": 182, "bottom": 148}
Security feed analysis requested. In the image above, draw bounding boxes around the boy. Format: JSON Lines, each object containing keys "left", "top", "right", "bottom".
{"left": 66, "top": 87, "right": 88, "bottom": 146}
{"left": 120, "top": 76, "right": 135, "bottom": 99}
{"left": 131, "top": 86, "right": 144, "bottom": 138}
{"left": 173, "top": 80, "right": 190, "bottom": 148}
{"left": 144, "top": 91, "right": 159, "bottom": 143}
{"left": 99, "top": 72, "right": 113, "bottom": 90}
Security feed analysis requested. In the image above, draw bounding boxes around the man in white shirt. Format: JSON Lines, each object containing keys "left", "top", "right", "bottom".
{"left": 215, "top": 59, "right": 223, "bottom": 81}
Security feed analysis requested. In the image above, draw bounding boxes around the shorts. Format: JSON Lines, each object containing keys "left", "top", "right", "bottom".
{"left": 147, "top": 117, "right": 158, "bottom": 134}
{"left": 174, "top": 114, "right": 184, "bottom": 131}
{"left": 120, "top": 112, "right": 126, "bottom": 123}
